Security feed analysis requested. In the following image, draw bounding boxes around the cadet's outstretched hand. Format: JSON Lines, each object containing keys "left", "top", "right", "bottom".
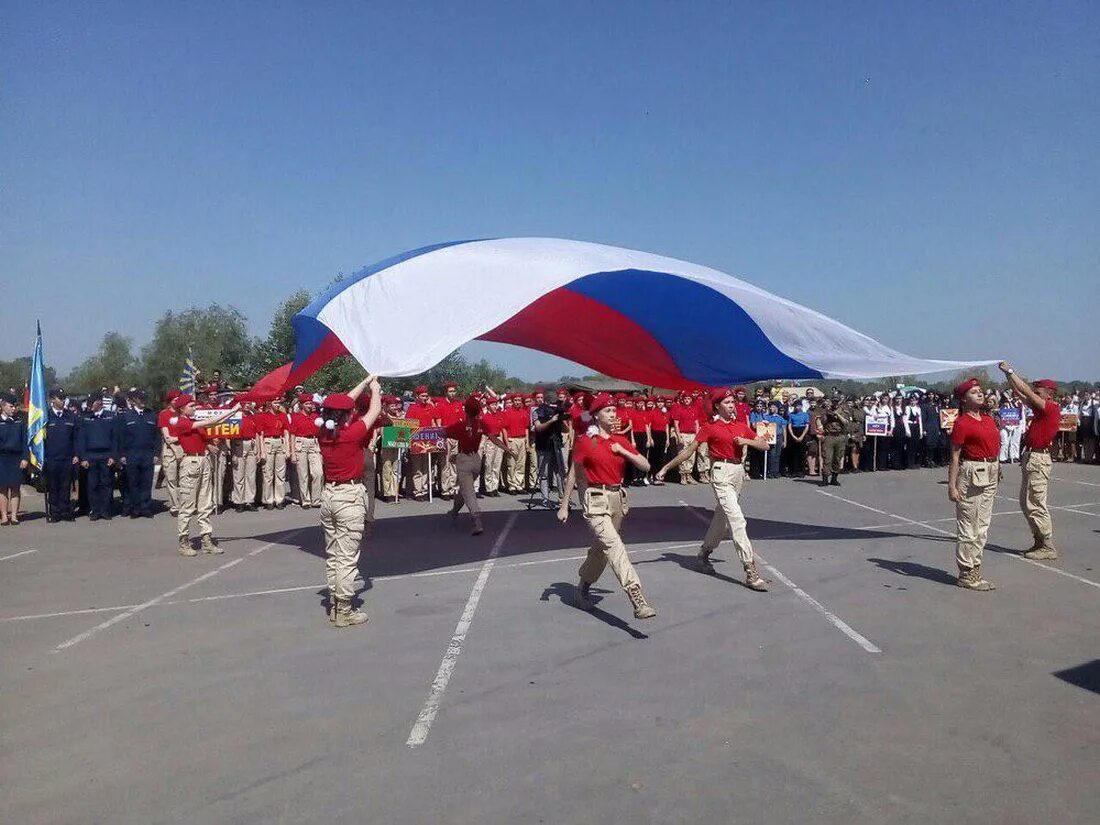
{"left": 556, "top": 504, "right": 569, "bottom": 525}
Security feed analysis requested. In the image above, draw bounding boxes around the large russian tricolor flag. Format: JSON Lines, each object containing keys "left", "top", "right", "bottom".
{"left": 289, "top": 238, "right": 994, "bottom": 387}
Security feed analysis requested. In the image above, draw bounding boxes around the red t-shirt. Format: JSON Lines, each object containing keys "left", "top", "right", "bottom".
{"left": 445, "top": 417, "right": 490, "bottom": 453}
{"left": 502, "top": 407, "right": 529, "bottom": 438}
{"left": 734, "top": 402, "right": 752, "bottom": 423}
{"left": 950, "top": 412, "right": 1000, "bottom": 461}
{"left": 254, "top": 411, "right": 287, "bottom": 438}
{"left": 1022, "top": 400, "right": 1060, "bottom": 450}
{"left": 697, "top": 418, "right": 755, "bottom": 462}
{"left": 238, "top": 414, "right": 257, "bottom": 439}
{"left": 648, "top": 409, "right": 668, "bottom": 432}
{"left": 668, "top": 403, "right": 701, "bottom": 434}
{"left": 573, "top": 433, "right": 638, "bottom": 485}
{"left": 157, "top": 408, "right": 174, "bottom": 429}
{"left": 175, "top": 416, "right": 208, "bottom": 455}
{"left": 289, "top": 411, "right": 318, "bottom": 437}
{"left": 437, "top": 399, "right": 465, "bottom": 428}
{"left": 405, "top": 402, "right": 438, "bottom": 428}
{"left": 319, "top": 419, "right": 372, "bottom": 482}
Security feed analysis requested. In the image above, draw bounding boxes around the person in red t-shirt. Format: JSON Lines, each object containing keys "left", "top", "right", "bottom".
{"left": 158, "top": 389, "right": 183, "bottom": 515}
{"left": 377, "top": 394, "right": 405, "bottom": 501}
{"left": 557, "top": 392, "right": 656, "bottom": 620}
{"left": 437, "top": 380, "right": 465, "bottom": 499}
{"left": 288, "top": 393, "right": 323, "bottom": 508}
{"left": 657, "top": 387, "right": 771, "bottom": 591}
{"left": 947, "top": 378, "right": 1000, "bottom": 590}
{"left": 998, "top": 362, "right": 1062, "bottom": 559}
{"left": 230, "top": 400, "right": 261, "bottom": 511}
{"left": 168, "top": 394, "right": 240, "bottom": 556}
{"left": 404, "top": 385, "right": 437, "bottom": 500}
{"left": 446, "top": 396, "right": 509, "bottom": 535}
{"left": 668, "top": 391, "right": 703, "bottom": 485}
{"left": 317, "top": 374, "right": 381, "bottom": 628}
{"left": 501, "top": 395, "right": 529, "bottom": 494}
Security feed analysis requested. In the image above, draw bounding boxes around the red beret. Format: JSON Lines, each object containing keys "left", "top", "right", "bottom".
{"left": 166, "top": 388, "right": 180, "bottom": 402}
{"left": 614, "top": 393, "right": 627, "bottom": 401}
{"left": 532, "top": 387, "right": 545, "bottom": 395}
{"left": 589, "top": 392, "right": 615, "bottom": 415}
{"left": 733, "top": 386, "right": 747, "bottom": 394}
{"left": 1033, "top": 379, "right": 1058, "bottom": 391}
{"left": 297, "top": 392, "right": 313, "bottom": 404}
{"left": 464, "top": 396, "right": 481, "bottom": 416}
{"left": 710, "top": 387, "right": 735, "bottom": 408}
{"left": 443, "top": 380, "right": 457, "bottom": 390}
{"left": 171, "top": 394, "right": 193, "bottom": 410}
{"left": 323, "top": 393, "right": 355, "bottom": 411}
{"left": 953, "top": 378, "right": 981, "bottom": 399}
{"left": 415, "top": 385, "right": 428, "bottom": 395}
{"left": 382, "top": 394, "right": 400, "bottom": 404}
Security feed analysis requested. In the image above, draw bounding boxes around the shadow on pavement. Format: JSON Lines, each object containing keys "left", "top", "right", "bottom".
{"left": 636, "top": 551, "right": 747, "bottom": 589}
{"left": 1053, "top": 660, "right": 1100, "bottom": 695}
{"left": 867, "top": 557, "right": 957, "bottom": 585}
{"left": 540, "top": 581, "right": 648, "bottom": 639}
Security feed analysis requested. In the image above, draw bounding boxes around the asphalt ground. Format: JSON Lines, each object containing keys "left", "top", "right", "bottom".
{"left": 2, "top": 463, "right": 1098, "bottom": 824}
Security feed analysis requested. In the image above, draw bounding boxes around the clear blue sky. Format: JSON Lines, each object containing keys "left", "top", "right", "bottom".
{"left": 2, "top": 1, "right": 1097, "bottom": 380}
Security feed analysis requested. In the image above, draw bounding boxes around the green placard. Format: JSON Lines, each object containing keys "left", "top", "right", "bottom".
{"left": 381, "top": 425, "right": 415, "bottom": 449}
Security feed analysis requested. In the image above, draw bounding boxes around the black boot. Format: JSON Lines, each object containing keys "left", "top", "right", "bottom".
{"left": 830, "top": 473, "right": 840, "bottom": 486}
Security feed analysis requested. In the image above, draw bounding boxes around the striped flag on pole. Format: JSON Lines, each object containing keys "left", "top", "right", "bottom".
{"left": 179, "top": 346, "right": 197, "bottom": 395}
{"left": 26, "top": 322, "right": 47, "bottom": 470}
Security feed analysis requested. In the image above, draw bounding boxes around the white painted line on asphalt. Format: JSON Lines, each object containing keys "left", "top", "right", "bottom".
{"left": 1054, "top": 477, "right": 1100, "bottom": 488}
{"left": 1060, "top": 506, "right": 1100, "bottom": 519}
{"left": 2, "top": 604, "right": 143, "bottom": 622}
{"left": 50, "top": 527, "right": 308, "bottom": 653}
{"left": 407, "top": 512, "right": 518, "bottom": 749}
{"left": 818, "top": 490, "right": 1100, "bottom": 590}
{"left": 0, "top": 547, "right": 39, "bottom": 562}
{"left": 679, "top": 500, "right": 880, "bottom": 654}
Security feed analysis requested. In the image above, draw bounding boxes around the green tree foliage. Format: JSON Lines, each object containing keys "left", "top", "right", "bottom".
{"left": 0, "top": 357, "right": 58, "bottom": 396}
{"left": 64, "top": 332, "right": 139, "bottom": 393}
{"left": 140, "top": 305, "right": 253, "bottom": 397}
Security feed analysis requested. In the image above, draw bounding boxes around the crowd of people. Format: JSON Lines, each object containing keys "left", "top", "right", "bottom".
{"left": 0, "top": 362, "right": 1092, "bottom": 626}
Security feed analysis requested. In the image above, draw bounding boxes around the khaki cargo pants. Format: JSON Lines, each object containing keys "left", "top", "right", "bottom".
{"left": 677, "top": 433, "right": 697, "bottom": 483}
{"left": 504, "top": 437, "right": 526, "bottom": 491}
{"left": 956, "top": 459, "right": 998, "bottom": 569}
{"left": 694, "top": 439, "right": 711, "bottom": 483}
{"left": 177, "top": 454, "right": 213, "bottom": 539}
{"left": 231, "top": 438, "right": 258, "bottom": 506}
{"left": 578, "top": 487, "right": 642, "bottom": 591}
{"left": 320, "top": 481, "right": 367, "bottom": 601}
{"left": 481, "top": 439, "right": 503, "bottom": 493}
{"left": 294, "top": 436, "right": 323, "bottom": 506}
{"left": 1020, "top": 450, "right": 1054, "bottom": 549}
{"left": 701, "top": 461, "right": 754, "bottom": 564}
{"left": 379, "top": 447, "right": 399, "bottom": 498}
{"left": 261, "top": 437, "right": 287, "bottom": 505}
{"left": 408, "top": 452, "right": 429, "bottom": 498}
{"left": 362, "top": 447, "right": 377, "bottom": 524}
{"left": 441, "top": 437, "right": 459, "bottom": 497}
{"left": 161, "top": 443, "right": 182, "bottom": 511}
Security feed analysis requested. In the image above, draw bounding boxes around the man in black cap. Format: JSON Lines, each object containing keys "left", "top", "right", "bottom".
{"left": 115, "top": 389, "right": 161, "bottom": 517}
{"left": 76, "top": 396, "right": 118, "bottom": 520}
{"left": 44, "top": 388, "right": 80, "bottom": 521}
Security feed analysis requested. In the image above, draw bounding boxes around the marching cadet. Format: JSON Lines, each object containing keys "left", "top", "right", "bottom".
{"left": 168, "top": 394, "right": 240, "bottom": 556}
{"left": 437, "top": 380, "right": 464, "bottom": 499}
{"left": 289, "top": 393, "right": 323, "bottom": 508}
{"left": 0, "top": 393, "right": 28, "bottom": 526}
{"left": 44, "top": 389, "right": 80, "bottom": 522}
{"left": 377, "top": 394, "right": 404, "bottom": 501}
{"left": 158, "top": 389, "right": 183, "bottom": 515}
{"left": 557, "top": 392, "right": 657, "bottom": 620}
{"left": 114, "top": 389, "right": 160, "bottom": 518}
{"left": 446, "top": 396, "right": 509, "bottom": 535}
{"left": 76, "top": 396, "right": 118, "bottom": 521}
{"left": 480, "top": 395, "right": 507, "bottom": 496}
{"left": 256, "top": 399, "right": 290, "bottom": 509}
{"left": 404, "top": 385, "right": 437, "bottom": 500}
{"left": 998, "top": 362, "right": 1063, "bottom": 560}
{"left": 317, "top": 374, "right": 381, "bottom": 628}
{"left": 668, "top": 390, "right": 702, "bottom": 484}
{"left": 657, "top": 387, "right": 772, "bottom": 591}
{"left": 819, "top": 398, "right": 850, "bottom": 486}
{"left": 947, "top": 378, "right": 1000, "bottom": 590}
{"left": 231, "top": 400, "right": 260, "bottom": 512}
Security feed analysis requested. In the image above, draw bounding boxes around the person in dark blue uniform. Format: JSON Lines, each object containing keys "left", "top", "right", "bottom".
{"left": 44, "top": 389, "right": 80, "bottom": 522}
{"left": 76, "top": 396, "right": 117, "bottom": 521}
{"left": 0, "top": 393, "right": 28, "bottom": 525}
{"left": 115, "top": 389, "right": 160, "bottom": 518}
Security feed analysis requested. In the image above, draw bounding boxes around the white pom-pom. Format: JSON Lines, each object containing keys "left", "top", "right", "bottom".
{"left": 314, "top": 416, "right": 324, "bottom": 428}
{"left": 324, "top": 419, "right": 336, "bottom": 430}
{"left": 580, "top": 412, "right": 592, "bottom": 424}
{"left": 169, "top": 416, "right": 179, "bottom": 426}
{"left": 586, "top": 425, "right": 599, "bottom": 437}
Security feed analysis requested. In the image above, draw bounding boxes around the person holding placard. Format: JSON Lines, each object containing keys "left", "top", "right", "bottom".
{"left": 656, "top": 387, "right": 771, "bottom": 591}
{"left": 998, "top": 362, "right": 1062, "bottom": 560}
{"left": 947, "top": 378, "right": 1000, "bottom": 591}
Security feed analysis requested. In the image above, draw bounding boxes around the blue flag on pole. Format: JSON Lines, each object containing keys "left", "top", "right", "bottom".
{"left": 179, "top": 346, "right": 197, "bottom": 395}
{"left": 27, "top": 322, "right": 47, "bottom": 470}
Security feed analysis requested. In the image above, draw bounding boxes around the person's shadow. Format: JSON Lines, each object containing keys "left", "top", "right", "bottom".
{"left": 636, "top": 551, "right": 753, "bottom": 589}
{"left": 867, "top": 557, "right": 957, "bottom": 585}
{"left": 540, "top": 582, "right": 648, "bottom": 639}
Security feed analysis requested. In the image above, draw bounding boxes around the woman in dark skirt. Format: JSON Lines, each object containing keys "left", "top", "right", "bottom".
{"left": 0, "top": 393, "right": 29, "bottom": 525}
